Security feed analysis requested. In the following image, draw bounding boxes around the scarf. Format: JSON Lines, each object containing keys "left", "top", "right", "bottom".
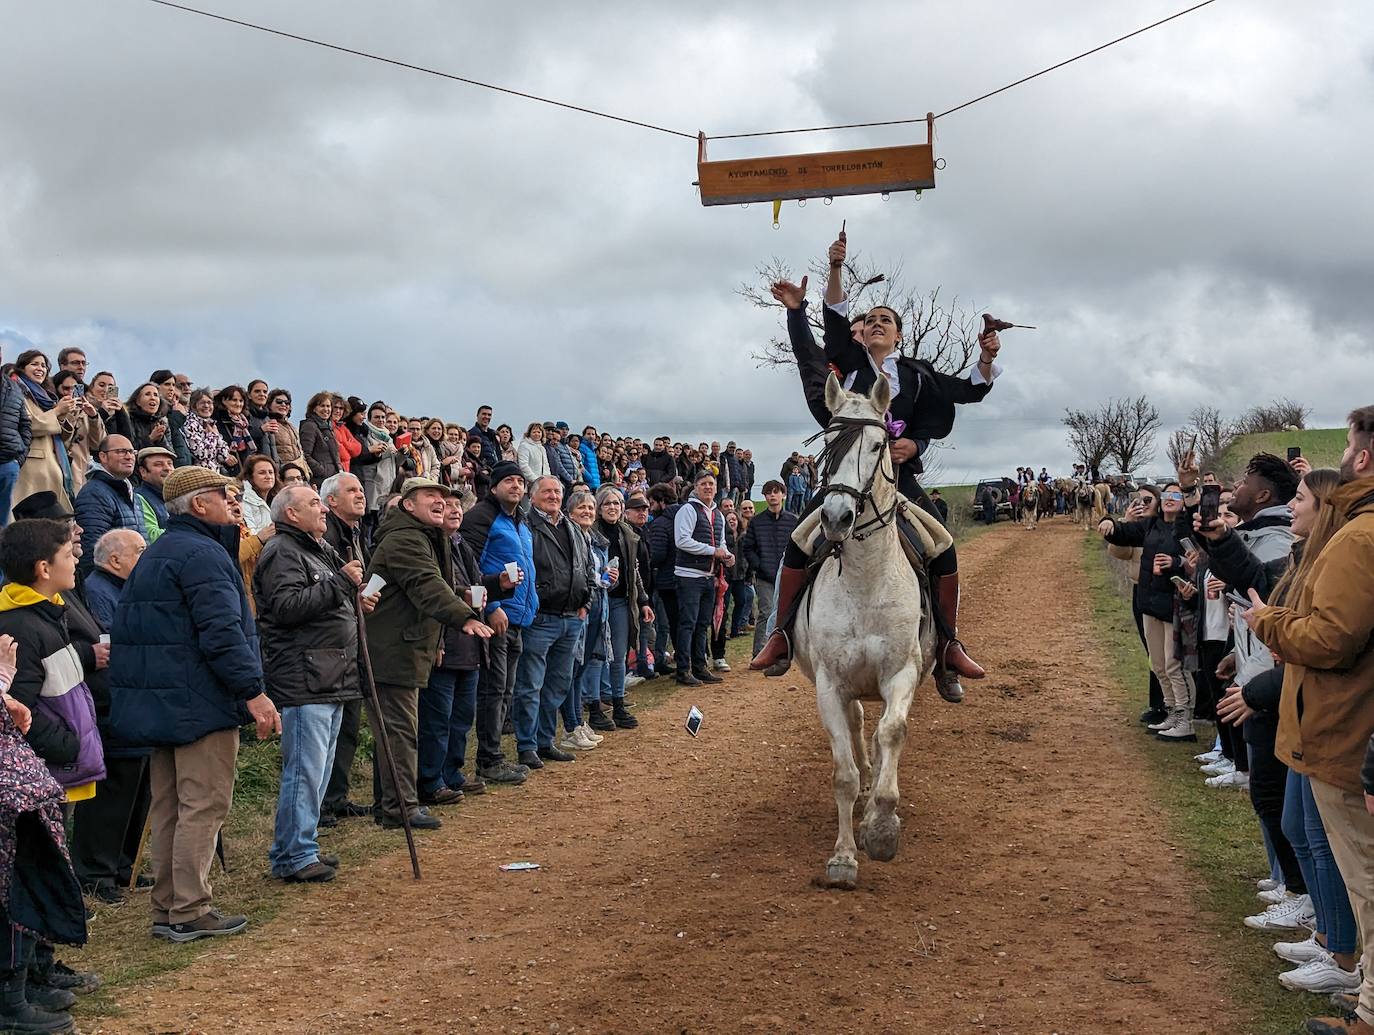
{"left": 14, "top": 373, "right": 56, "bottom": 412}
{"left": 224, "top": 412, "right": 253, "bottom": 455}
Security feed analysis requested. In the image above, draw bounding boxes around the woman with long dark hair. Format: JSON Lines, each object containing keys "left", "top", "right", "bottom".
{"left": 12, "top": 350, "right": 81, "bottom": 508}
{"left": 213, "top": 384, "right": 259, "bottom": 475}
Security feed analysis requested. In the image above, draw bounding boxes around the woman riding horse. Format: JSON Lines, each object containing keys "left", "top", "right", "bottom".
{"left": 751, "top": 227, "right": 1004, "bottom": 702}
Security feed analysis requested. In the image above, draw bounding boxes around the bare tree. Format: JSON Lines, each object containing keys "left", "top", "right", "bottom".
{"left": 1062, "top": 406, "right": 1112, "bottom": 475}
{"left": 1187, "top": 405, "right": 1233, "bottom": 471}
{"left": 1233, "top": 397, "right": 1313, "bottom": 436}
{"left": 739, "top": 252, "right": 979, "bottom": 375}
{"left": 1103, "top": 395, "right": 1162, "bottom": 474}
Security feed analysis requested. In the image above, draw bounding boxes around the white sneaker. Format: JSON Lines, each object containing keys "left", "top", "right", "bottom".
{"left": 1147, "top": 711, "right": 1175, "bottom": 732}
{"left": 1258, "top": 885, "right": 1289, "bottom": 905}
{"left": 558, "top": 730, "right": 582, "bottom": 752}
{"left": 712, "top": 658, "right": 731, "bottom": 672}
{"left": 1279, "top": 956, "right": 1361, "bottom": 994}
{"left": 624, "top": 674, "right": 646, "bottom": 689}
{"left": 1205, "top": 770, "right": 1250, "bottom": 790}
{"left": 1274, "top": 931, "right": 1330, "bottom": 964}
{"left": 1257, "top": 877, "right": 1282, "bottom": 892}
{"left": 1244, "top": 893, "right": 1315, "bottom": 931}
{"left": 578, "top": 723, "right": 604, "bottom": 745}
{"left": 1200, "top": 758, "right": 1236, "bottom": 777}
{"left": 1195, "top": 748, "right": 1224, "bottom": 763}
{"left": 570, "top": 727, "right": 599, "bottom": 750}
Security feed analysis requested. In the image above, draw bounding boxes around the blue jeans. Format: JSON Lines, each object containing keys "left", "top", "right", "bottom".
{"left": 0, "top": 460, "right": 19, "bottom": 526}
{"left": 674, "top": 575, "right": 714, "bottom": 674}
{"left": 607, "top": 597, "right": 630, "bottom": 701}
{"left": 1282, "top": 769, "right": 1357, "bottom": 953}
{"left": 514, "top": 613, "right": 582, "bottom": 752}
{"left": 653, "top": 588, "right": 677, "bottom": 663}
{"left": 730, "top": 581, "right": 755, "bottom": 636}
{"left": 269, "top": 702, "right": 343, "bottom": 876}
{"left": 562, "top": 624, "right": 587, "bottom": 732}
{"left": 417, "top": 667, "right": 480, "bottom": 794}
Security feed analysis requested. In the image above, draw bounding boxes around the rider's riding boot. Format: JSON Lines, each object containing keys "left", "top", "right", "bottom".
{"left": 750, "top": 565, "right": 808, "bottom": 676}
{"left": 935, "top": 572, "right": 985, "bottom": 681}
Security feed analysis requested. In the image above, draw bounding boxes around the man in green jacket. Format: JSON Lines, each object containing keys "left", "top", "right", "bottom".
{"left": 364, "top": 478, "right": 492, "bottom": 830}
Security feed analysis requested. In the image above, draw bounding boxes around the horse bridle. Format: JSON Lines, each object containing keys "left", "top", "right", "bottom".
{"left": 805, "top": 415, "right": 899, "bottom": 542}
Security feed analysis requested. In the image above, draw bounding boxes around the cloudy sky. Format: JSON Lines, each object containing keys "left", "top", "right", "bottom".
{"left": 2, "top": 0, "right": 1370, "bottom": 487}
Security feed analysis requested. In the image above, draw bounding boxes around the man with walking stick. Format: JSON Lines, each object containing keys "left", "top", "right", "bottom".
{"left": 364, "top": 477, "right": 492, "bottom": 832}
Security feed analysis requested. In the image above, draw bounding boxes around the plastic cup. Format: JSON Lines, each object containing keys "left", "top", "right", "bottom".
{"left": 470, "top": 585, "right": 487, "bottom": 609}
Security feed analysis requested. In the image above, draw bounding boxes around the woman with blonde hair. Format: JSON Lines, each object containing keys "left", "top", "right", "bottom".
{"left": 517, "top": 422, "right": 550, "bottom": 486}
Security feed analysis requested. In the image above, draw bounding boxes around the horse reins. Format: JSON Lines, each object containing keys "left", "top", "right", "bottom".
{"left": 805, "top": 415, "right": 898, "bottom": 542}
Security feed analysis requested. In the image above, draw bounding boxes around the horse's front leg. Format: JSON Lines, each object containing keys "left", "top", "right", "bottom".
{"left": 848, "top": 699, "right": 871, "bottom": 796}
{"left": 860, "top": 665, "right": 919, "bottom": 863}
{"left": 815, "top": 672, "right": 861, "bottom": 890}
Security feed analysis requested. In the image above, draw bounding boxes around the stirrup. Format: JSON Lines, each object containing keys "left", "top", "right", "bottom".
{"left": 750, "top": 629, "right": 793, "bottom": 676}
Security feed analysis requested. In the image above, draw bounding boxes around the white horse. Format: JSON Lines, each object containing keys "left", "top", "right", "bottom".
{"left": 793, "top": 373, "right": 938, "bottom": 890}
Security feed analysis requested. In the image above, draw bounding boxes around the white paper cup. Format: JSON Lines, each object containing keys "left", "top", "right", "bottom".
{"left": 470, "top": 585, "right": 487, "bottom": 609}
{"left": 504, "top": 562, "right": 520, "bottom": 582}
{"left": 362, "top": 574, "right": 386, "bottom": 598}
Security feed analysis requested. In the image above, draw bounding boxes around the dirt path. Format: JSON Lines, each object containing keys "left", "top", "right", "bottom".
{"left": 100, "top": 522, "right": 1230, "bottom": 1035}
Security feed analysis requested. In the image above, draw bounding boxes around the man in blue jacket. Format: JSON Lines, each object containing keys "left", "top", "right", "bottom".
{"left": 73, "top": 436, "right": 146, "bottom": 579}
{"left": 109, "top": 466, "right": 280, "bottom": 944}
{"left": 461, "top": 461, "right": 537, "bottom": 786}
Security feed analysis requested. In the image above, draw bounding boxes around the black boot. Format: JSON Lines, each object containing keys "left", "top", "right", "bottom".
{"left": 612, "top": 700, "right": 639, "bottom": 729}
{"left": 586, "top": 700, "right": 616, "bottom": 732}
{"left": 1, "top": 967, "right": 73, "bottom": 1035}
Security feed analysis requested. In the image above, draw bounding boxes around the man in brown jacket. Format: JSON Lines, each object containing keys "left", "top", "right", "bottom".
{"left": 1249, "top": 405, "right": 1374, "bottom": 1035}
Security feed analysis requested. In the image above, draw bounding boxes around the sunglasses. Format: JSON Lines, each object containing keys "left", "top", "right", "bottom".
{"left": 1162, "top": 492, "right": 1184, "bottom": 501}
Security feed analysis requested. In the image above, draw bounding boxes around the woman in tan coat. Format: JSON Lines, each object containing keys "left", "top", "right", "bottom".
{"left": 11, "top": 350, "right": 83, "bottom": 509}
{"left": 51, "top": 369, "right": 102, "bottom": 496}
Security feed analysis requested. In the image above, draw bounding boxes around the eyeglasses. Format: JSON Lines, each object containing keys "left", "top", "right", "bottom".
{"left": 102, "top": 448, "right": 136, "bottom": 456}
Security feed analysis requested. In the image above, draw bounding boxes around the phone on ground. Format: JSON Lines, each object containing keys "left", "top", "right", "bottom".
{"left": 685, "top": 706, "right": 703, "bottom": 738}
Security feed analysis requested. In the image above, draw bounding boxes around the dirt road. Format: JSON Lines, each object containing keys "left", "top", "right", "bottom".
{"left": 102, "top": 521, "right": 1230, "bottom": 1034}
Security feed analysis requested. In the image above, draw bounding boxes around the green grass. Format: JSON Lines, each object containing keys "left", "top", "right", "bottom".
{"left": 1080, "top": 538, "right": 1328, "bottom": 1035}
{"left": 1217, "top": 428, "right": 1348, "bottom": 480}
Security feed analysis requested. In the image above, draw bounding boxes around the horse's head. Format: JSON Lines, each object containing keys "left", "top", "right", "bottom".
{"left": 815, "top": 372, "right": 894, "bottom": 542}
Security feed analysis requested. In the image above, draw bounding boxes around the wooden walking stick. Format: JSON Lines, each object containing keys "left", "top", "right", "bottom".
{"left": 355, "top": 594, "right": 421, "bottom": 880}
{"left": 127, "top": 813, "right": 152, "bottom": 893}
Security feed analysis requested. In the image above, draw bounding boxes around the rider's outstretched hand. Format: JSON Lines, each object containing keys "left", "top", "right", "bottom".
{"left": 771, "top": 277, "right": 808, "bottom": 310}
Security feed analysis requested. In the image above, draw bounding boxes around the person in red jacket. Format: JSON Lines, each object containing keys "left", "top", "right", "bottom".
{"left": 331, "top": 397, "right": 361, "bottom": 474}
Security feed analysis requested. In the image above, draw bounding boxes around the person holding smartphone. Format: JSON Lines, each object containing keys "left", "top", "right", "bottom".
{"left": 1099, "top": 482, "right": 1194, "bottom": 740}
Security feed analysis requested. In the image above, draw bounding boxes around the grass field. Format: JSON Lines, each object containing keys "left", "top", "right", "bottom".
{"left": 1216, "top": 428, "right": 1348, "bottom": 479}
{"left": 1081, "top": 538, "right": 1328, "bottom": 1035}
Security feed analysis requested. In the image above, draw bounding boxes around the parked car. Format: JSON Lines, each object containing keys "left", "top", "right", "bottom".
{"left": 968, "top": 479, "right": 1014, "bottom": 521}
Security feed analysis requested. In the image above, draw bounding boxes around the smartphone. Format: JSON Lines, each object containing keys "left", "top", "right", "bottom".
{"left": 1287, "top": 446, "right": 1302, "bottom": 462}
{"left": 1226, "top": 590, "right": 1253, "bottom": 610}
{"left": 1179, "top": 536, "right": 1198, "bottom": 555}
{"left": 685, "top": 705, "right": 703, "bottom": 738}
{"left": 1170, "top": 575, "right": 1192, "bottom": 592}
{"left": 1200, "top": 483, "right": 1222, "bottom": 526}
{"left": 72, "top": 383, "right": 85, "bottom": 399}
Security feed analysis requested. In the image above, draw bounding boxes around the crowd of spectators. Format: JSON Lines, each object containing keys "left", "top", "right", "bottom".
{"left": 0, "top": 341, "right": 779, "bottom": 1034}
{"left": 1098, "top": 407, "right": 1374, "bottom": 1035}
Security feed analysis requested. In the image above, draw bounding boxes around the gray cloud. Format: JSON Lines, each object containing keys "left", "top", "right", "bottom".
{"left": 1, "top": 0, "right": 1370, "bottom": 485}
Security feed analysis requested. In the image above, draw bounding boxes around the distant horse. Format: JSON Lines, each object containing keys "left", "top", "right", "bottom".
{"left": 1022, "top": 482, "right": 1049, "bottom": 529}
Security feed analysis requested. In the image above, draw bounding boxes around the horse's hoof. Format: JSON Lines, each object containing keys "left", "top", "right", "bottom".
{"left": 861, "top": 813, "right": 902, "bottom": 862}
{"left": 824, "top": 860, "right": 858, "bottom": 889}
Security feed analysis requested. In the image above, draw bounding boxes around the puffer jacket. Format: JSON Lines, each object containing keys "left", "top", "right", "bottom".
{"left": 109, "top": 514, "right": 265, "bottom": 747}
{"left": 642, "top": 449, "right": 676, "bottom": 487}
{"left": 518, "top": 436, "right": 551, "bottom": 485}
{"left": 0, "top": 585, "right": 106, "bottom": 790}
{"left": 239, "top": 484, "right": 272, "bottom": 535}
{"left": 579, "top": 440, "right": 601, "bottom": 490}
{"left": 740, "top": 507, "right": 798, "bottom": 581}
{"left": 73, "top": 465, "right": 146, "bottom": 578}
{"left": 1255, "top": 478, "right": 1374, "bottom": 793}
{"left": 644, "top": 504, "right": 682, "bottom": 586}
{"left": 252, "top": 523, "right": 362, "bottom": 709}
{"left": 1203, "top": 513, "right": 1295, "bottom": 688}
{"left": 335, "top": 421, "right": 361, "bottom": 474}
{"left": 461, "top": 495, "right": 537, "bottom": 626}
{"left": 1103, "top": 514, "right": 1181, "bottom": 621}
{"left": 363, "top": 505, "right": 478, "bottom": 688}
{"left": 0, "top": 376, "right": 33, "bottom": 464}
